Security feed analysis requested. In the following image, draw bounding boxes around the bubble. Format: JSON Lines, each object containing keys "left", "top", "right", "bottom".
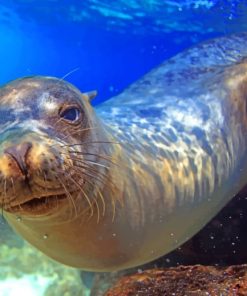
{"left": 16, "top": 216, "right": 22, "bottom": 222}
{"left": 43, "top": 234, "right": 48, "bottom": 240}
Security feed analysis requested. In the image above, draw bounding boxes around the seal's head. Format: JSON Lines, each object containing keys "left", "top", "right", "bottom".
{"left": 0, "top": 76, "right": 107, "bottom": 219}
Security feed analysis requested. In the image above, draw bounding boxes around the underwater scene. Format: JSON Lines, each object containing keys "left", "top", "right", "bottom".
{"left": 0, "top": 0, "right": 247, "bottom": 295}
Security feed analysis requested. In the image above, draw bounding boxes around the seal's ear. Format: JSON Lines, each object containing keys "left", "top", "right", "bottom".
{"left": 83, "top": 90, "right": 97, "bottom": 102}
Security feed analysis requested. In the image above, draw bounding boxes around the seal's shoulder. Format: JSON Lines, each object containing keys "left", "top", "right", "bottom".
{"left": 139, "top": 32, "right": 247, "bottom": 91}
{"left": 97, "top": 33, "right": 247, "bottom": 117}
{"left": 169, "top": 32, "right": 247, "bottom": 69}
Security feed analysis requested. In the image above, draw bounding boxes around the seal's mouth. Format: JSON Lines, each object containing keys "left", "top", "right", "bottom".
{"left": 23, "top": 194, "right": 67, "bottom": 209}
{"left": 10, "top": 193, "right": 68, "bottom": 214}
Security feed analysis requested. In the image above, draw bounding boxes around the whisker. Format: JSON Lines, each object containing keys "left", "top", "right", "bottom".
{"left": 42, "top": 171, "right": 51, "bottom": 208}
{"left": 53, "top": 117, "right": 64, "bottom": 127}
{"left": 63, "top": 154, "right": 111, "bottom": 170}
{"left": 62, "top": 140, "right": 120, "bottom": 146}
{"left": 59, "top": 162, "right": 109, "bottom": 219}
{"left": 60, "top": 127, "right": 99, "bottom": 141}
{"left": 10, "top": 177, "right": 16, "bottom": 195}
{"left": 67, "top": 162, "right": 115, "bottom": 188}
{"left": 111, "top": 197, "right": 116, "bottom": 222}
{"left": 62, "top": 171, "right": 94, "bottom": 218}
{"left": 59, "top": 67, "right": 80, "bottom": 81}
{"left": 74, "top": 181, "right": 105, "bottom": 223}
{"left": 42, "top": 171, "right": 48, "bottom": 195}
{"left": 69, "top": 167, "right": 106, "bottom": 221}
{"left": 83, "top": 160, "right": 111, "bottom": 169}
{"left": 94, "top": 196, "right": 100, "bottom": 224}
{"left": 68, "top": 151, "right": 119, "bottom": 167}
{"left": 57, "top": 177, "right": 78, "bottom": 220}
{"left": 65, "top": 164, "right": 118, "bottom": 222}
{"left": 97, "top": 189, "right": 106, "bottom": 217}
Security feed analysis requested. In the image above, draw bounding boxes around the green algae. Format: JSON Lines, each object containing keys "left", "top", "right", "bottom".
{"left": 0, "top": 220, "right": 88, "bottom": 296}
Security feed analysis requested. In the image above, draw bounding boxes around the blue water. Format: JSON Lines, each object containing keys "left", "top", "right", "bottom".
{"left": 0, "top": 0, "right": 246, "bottom": 105}
{"left": 0, "top": 1, "right": 247, "bottom": 295}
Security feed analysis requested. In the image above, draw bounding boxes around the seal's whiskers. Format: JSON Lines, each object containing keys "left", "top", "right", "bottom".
{"left": 59, "top": 67, "right": 80, "bottom": 82}
{"left": 10, "top": 178, "right": 16, "bottom": 195}
{"left": 57, "top": 176, "right": 78, "bottom": 220}
{"left": 97, "top": 188, "right": 106, "bottom": 217}
{"left": 41, "top": 171, "right": 59, "bottom": 210}
{"left": 94, "top": 196, "right": 100, "bottom": 224}
{"left": 65, "top": 140, "right": 120, "bottom": 146}
{"left": 62, "top": 172, "right": 94, "bottom": 218}
{"left": 61, "top": 164, "right": 110, "bottom": 221}
{"left": 69, "top": 161, "right": 115, "bottom": 188}
{"left": 68, "top": 150, "right": 119, "bottom": 166}
{"left": 60, "top": 127, "right": 98, "bottom": 141}
{"left": 67, "top": 155, "right": 111, "bottom": 170}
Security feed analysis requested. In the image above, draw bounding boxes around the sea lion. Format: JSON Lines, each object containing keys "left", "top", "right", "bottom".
{"left": 1, "top": 33, "right": 247, "bottom": 272}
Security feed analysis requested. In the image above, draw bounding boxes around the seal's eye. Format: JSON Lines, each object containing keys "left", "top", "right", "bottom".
{"left": 60, "top": 107, "right": 81, "bottom": 122}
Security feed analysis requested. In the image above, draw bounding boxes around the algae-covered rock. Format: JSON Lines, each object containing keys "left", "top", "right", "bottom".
{"left": 105, "top": 265, "right": 247, "bottom": 296}
{"left": 0, "top": 218, "right": 87, "bottom": 296}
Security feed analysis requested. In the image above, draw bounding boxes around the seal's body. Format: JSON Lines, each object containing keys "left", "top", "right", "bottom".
{"left": 1, "top": 33, "right": 247, "bottom": 271}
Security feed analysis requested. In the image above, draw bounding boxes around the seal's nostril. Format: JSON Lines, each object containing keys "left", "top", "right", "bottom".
{"left": 4, "top": 142, "right": 32, "bottom": 176}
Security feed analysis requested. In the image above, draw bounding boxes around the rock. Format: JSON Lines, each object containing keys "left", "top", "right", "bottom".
{"left": 104, "top": 265, "right": 247, "bottom": 296}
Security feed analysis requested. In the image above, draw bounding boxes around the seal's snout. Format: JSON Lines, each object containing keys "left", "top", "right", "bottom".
{"left": 5, "top": 142, "right": 32, "bottom": 177}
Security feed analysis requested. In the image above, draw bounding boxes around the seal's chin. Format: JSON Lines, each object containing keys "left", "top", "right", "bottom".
{"left": 10, "top": 193, "right": 68, "bottom": 215}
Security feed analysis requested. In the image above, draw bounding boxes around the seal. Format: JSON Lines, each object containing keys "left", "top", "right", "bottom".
{"left": 1, "top": 32, "right": 247, "bottom": 271}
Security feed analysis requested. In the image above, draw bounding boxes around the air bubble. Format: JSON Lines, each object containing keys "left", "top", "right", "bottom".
{"left": 43, "top": 234, "right": 48, "bottom": 240}
{"left": 16, "top": 216, "right": 22, "bottom": 222}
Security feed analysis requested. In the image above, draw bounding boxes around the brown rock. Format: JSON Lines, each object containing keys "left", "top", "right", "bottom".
{"left": 104, "top": 265, "right": 247, "bottom": 296}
